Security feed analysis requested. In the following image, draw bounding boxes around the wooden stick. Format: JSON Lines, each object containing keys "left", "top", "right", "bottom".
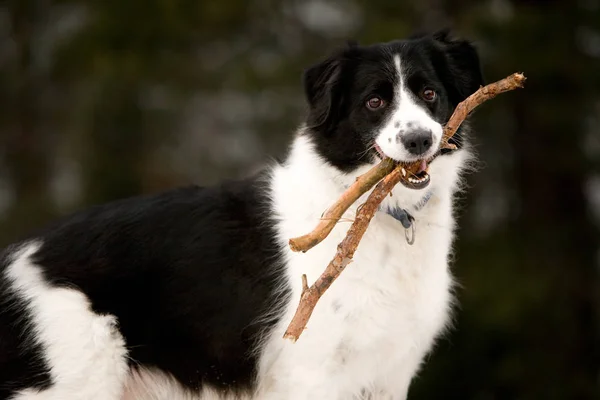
{"left": 283, "top": 72, "right": 526, "bottom": 341}
{"left": 288, "top": 72, "right": 526, "bottom": 254}
{"left": 288, "top": 158, "right": 396, "bottom": 252}
{"left": 442, "top": 72, "right": 526, "bottom": 146}
{"left": 283, "top": 165, "right": 405, "bottom": 341}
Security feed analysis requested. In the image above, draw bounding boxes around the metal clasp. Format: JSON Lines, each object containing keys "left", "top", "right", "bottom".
{"left": 405, "top": 220, "right": 416, "bottom": 245}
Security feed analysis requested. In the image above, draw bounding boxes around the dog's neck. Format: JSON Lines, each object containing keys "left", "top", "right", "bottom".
{"left": 278, "top": 132, "right": 469, "bottom": 219}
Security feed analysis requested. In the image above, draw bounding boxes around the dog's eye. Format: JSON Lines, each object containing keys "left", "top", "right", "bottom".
{"left": 366, "top": 97, "right": 385, "bottom": 110}
{"left": 421, "top": 88, "right": 436, "bottom": 102}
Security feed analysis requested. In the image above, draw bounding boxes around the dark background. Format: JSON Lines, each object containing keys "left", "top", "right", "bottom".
{"left": 1, "top": 0, "right": 599, "bottom": 398}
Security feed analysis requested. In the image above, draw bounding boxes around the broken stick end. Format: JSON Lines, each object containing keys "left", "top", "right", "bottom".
{"left": 301, "top": 274, "right": 309, "bottom": 293}
{"left": 289, "top": 236, "right": 319, "bottom": 253}
{"left": 288, "top": 239, "right": 301, "bottom": 252}
{"left": 513, "top": 72, "right": 527, "bottom": 87}
{"left": 282, "top": 332, "right": 298, "bottom": 342}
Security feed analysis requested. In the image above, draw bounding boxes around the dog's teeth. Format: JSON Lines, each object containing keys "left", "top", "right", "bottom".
{"left": 406, "top": 172, "right": 431, "bottom": 186}
{"left": 401, "top": 168, "right": 406, "bottom": 177}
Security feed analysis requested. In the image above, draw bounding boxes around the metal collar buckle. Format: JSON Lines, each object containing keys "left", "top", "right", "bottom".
{"left": 384, "top": 207, "right": 416, "bottom": 245}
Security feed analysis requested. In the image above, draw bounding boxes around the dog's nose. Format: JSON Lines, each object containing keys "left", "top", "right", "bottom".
{"left": 400, "top": 129, "right": 433, "bottom": 156}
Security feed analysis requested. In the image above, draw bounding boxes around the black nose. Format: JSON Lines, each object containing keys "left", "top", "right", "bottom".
{"left": 400, "top": 129, "right": 433, "bottom": 155}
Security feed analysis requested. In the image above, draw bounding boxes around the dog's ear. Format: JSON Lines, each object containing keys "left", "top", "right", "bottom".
{"left": 303, "top": 49, "right": 349, "bottom": 131}
{"left": 432, "top": 30, "right": 485, "bottom": 104}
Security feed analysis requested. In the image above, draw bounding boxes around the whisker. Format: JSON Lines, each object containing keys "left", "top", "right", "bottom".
{"left": 357, "top": 142, "right": 378, "bottom": 160}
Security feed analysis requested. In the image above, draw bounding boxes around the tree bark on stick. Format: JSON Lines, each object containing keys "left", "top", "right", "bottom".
{"left": 283, "top": 165, "right": 405, "bottom": 341}
{"left": 288, "top": 158, "right": 396, "bottom": 252}
{"left": 283, "top": 72, "right": 526, "bottom": 342}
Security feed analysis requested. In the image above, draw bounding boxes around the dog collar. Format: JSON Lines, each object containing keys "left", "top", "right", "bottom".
{"left": 380, "top": 189, "right": 433, "bottom": 245}
{"left": 340, "top": 181, "right": 433, "bottom": 245}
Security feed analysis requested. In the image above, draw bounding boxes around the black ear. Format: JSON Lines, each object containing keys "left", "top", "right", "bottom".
{"left": 303, "top": 50, "right": 348, "bottom": 131}
{"left": 432, "top": 30, "right": 485, "bottom": 104}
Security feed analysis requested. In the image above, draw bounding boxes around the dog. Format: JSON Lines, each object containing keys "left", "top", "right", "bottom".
{"left": 0, "top": 30, "right": 483, "bottom": 400}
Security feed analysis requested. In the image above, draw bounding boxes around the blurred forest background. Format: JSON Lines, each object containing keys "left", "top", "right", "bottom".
{"left": 1, "top": 0, "right": 599, "bottom": 398}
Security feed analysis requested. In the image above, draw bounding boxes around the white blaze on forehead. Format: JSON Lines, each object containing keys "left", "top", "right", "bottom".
{"left": 375, "top": 54, "right": 443, "bottom": 161}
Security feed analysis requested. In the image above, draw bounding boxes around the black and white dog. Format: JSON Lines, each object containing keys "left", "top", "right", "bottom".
{"left": 0, "top": 31, "right": 483, "bottom": 400}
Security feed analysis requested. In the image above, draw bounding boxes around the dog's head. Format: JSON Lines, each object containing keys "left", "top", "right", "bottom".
{"left": 302, "top": 30, "right": 484, "bottom": 190}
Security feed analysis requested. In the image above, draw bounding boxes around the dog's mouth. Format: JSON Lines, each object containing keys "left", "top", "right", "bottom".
{"left": 373, "top": 144, "right": 441, "bottom": 190}
{"left": 400, "top": 158, "right": 432, "bottom": 190}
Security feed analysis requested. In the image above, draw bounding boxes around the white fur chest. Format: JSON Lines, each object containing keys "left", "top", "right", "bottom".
{"left": 256, "top": 136, "right": 467, "bottom": 399}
